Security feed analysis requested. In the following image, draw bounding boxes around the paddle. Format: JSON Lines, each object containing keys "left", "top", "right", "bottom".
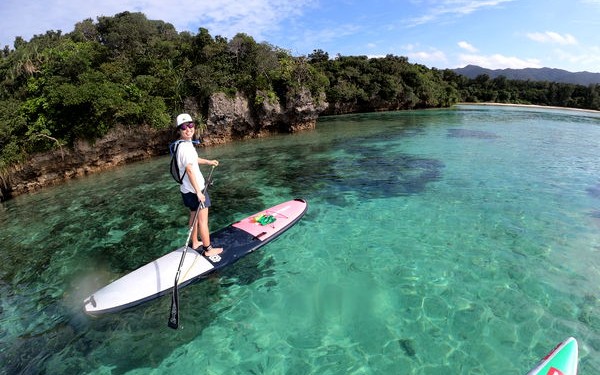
{"left": 168, "top": 165, "right": 215, "bottom": 330}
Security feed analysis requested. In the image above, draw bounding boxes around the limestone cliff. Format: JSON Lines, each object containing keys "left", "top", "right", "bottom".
{"left": 203, "top": 88, "right": 326, "bottom": 144}
{"left": 0, "top": 90, "right": 327, "bottom": 201}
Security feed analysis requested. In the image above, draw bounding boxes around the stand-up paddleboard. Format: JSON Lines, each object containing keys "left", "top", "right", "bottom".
{"left": 83, "top": 198, "right": 307, "bottom": 315}
{"left": 526, "top": 337, "right": 578, "bottom": 375}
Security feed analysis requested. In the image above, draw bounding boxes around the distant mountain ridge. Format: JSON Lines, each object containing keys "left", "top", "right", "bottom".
{"left": 452, "top": 65, "right": 600, "bottom": 86}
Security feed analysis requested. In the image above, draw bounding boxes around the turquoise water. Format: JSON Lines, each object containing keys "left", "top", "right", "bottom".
{"left": 1, "top": 105, "right": 599, "bottom": 374}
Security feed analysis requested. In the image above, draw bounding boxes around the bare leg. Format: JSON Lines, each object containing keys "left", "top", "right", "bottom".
{"left": 197, "top": 207, "right": 223, "bottom": 256}
{"left": 189, "top": 211, "right": 202, "bottom": 249}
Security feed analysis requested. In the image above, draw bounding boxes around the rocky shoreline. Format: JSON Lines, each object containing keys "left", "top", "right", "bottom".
{"left": 0, "top": 90, "right": 327, "bottom": 202}
{"left": 7, "top": 99, "right": 592, "bottom": 202}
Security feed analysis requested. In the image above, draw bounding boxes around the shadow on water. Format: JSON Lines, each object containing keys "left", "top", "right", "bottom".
{"left": 587, "top": 182, "right": 600, "bottom": 199}
{"left": 322, "top": 145, "right": 444, "bottom": 202}
{"left": 447, "top": 128, "right": 500, "bottom": 139}
{"left": 302, "top": 140, "right": 443, "bottom": 206}
{"left": 222, "top": 130, "right": 445, "bottom": 209}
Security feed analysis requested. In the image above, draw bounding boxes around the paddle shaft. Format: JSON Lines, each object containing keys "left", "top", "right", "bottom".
{"left": 168, "top": 166, "right": 215, "bottom": 329}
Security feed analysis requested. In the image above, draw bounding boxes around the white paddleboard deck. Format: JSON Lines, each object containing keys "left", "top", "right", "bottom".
{"left": 84, "top": 248, "right": 213, "bottom": 314}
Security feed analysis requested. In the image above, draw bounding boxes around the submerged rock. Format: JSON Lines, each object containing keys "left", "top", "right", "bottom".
{"left": 398, "top": 338, "right": 417, "bottom": 357}
{"left": 447, "top": 128, "right": 499, "bottom": 139}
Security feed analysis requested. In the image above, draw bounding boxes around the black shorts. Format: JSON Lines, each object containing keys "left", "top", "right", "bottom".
{"left": 181, "top": 191, "right": 212, "bottom": 211}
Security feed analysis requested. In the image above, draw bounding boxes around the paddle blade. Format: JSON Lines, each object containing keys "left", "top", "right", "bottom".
{"left": 167, "top": 287, "right": 179, "bottom": 329}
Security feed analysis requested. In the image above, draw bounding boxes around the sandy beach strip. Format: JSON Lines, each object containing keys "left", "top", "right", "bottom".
{"left": 455, "top": 102, "right": 600, "bottom": 115}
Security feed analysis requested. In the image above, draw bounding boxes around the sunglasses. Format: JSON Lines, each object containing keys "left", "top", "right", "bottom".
{"left": 179, "top": 122, "right": 195, "bottom": 130}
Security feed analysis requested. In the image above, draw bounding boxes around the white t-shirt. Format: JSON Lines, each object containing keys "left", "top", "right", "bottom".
{"left": 176, "top": 141, "right": 205, "bottom": 194}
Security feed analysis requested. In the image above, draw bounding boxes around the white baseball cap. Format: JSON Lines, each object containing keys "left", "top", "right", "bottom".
{"left": 176, "top": 113, "right": 193, "bottom": 127}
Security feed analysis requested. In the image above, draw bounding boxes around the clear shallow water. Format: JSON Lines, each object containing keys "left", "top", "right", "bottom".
{"left": 1, "top": 105, "right": 600, "bottom": 374}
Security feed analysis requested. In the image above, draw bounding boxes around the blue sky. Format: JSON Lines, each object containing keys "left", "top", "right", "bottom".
{"left": 1, "top": 0, "right": 599, "bottom": 73}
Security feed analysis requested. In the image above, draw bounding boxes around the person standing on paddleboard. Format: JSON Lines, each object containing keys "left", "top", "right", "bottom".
{"left": 175, "top": 113, "right": 223, "bottom": 257}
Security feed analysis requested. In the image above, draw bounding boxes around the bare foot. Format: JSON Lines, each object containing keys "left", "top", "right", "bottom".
{"left": 204, "top": 247, "right": 223, "bottom": 256}
{"left": 191, "top": 242, "right": 203, "bottom": 250}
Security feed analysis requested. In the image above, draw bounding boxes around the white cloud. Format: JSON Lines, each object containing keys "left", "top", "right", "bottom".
{"left": 526, "top": 31, "right": 578, "bottom": 45}
{"left": 406, "top": 0, "right": 515, "bottom": 27}
{"left": 0, "top": 0, "right": 316, "bottom": 47}
{"left": 404, "top": 44, "right": 448, "bottom": 64}
{"left": 458, "top": 53, "right": 542, "bottom": 69}
{"left": 153, "top": 0, "right": 315, "bottom": 39}
{"left": 458, "top": 41, "right": 478, "bottom": 53}
{"left": 554, "top": 46, "right": 600, "bottom": 72}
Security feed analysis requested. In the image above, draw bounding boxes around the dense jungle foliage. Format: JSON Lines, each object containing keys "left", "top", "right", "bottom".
{"left": 1, "top": 11, "right": 599, "bottom": 172}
